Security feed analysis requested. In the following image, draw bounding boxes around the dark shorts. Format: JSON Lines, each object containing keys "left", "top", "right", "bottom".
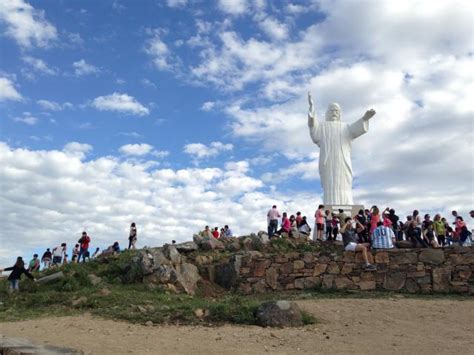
{"left": 317, "top": 223, "right": 324, "bottom": 231}
{"left": 52, "top": 256, "right": 62, "bottom": 264}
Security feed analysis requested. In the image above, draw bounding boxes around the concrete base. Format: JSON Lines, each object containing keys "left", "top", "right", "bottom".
{"left": 324, "top": 204, "right": 365, "bottom": 217}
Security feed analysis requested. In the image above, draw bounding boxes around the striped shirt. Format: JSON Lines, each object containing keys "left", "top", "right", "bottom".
{"left": 372, "top": 226, "right": 395, "bottom": 249}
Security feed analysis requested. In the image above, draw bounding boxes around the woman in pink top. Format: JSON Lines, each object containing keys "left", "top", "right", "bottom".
{"left": 314, "top": 204, "right": 325, "bottom": 241}
{"left": 275, "top": 212, "right": 291, "bottom": 237}
{"left": 382, "top": 211, "right": 392, "bottom": 228}
{"left": 370, "top": 206, "right": 380, "bottom": 235}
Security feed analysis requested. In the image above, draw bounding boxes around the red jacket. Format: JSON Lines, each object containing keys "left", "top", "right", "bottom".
{"left": 81, "top": 235, "right": 91, "bottom": 249}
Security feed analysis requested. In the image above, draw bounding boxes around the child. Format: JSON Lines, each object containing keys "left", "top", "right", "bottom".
{"left": 0, "top": 257, "right": 35, "bottom": 293}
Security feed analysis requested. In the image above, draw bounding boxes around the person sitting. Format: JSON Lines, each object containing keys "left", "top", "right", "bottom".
{"left": 298, "top": 216, "right": 312, "bottom": 236}
{"left": 28, "top": 254, "right": 40, "bottom": 272}
{"left": 274, "top": 212, "right": 290, "bottom": 237}
{"left": 41, "top": 248, "right": 52, "bottom": 269}
{"left": 423, "top": 223, "right": 439, "bottom": 248}
{"left": 102, "top": 242, "right": 121, "bottom": 256}
{"left": 340, "top": 217, "right": 376, "bottom": 270}
{"left": 289, "top": 215, "right": 298, "bottom": 237}
{"left": 459, "top": 225, "right": 472, "bottom": 247}
{"left": 405, "top": 215, "right": 429, "bottom": 248}
{"left": 371, "top": 222, "right": 396, "bottom": 249}
{"left": 212, "top": 227, "right": 220, "bottom": 239}
{"left": 219, "top": 228, "right": 226, "bottom": 238}
{"left": 91, "top": 247, "right": 101, "bottom": 259}
{"left": 72, "top": 244, "right": 80, "bottom": 263}
{"left": 224, "top": 225, "right": 233, "bottom": 237}
{"left": 295, "top": 211, "right": 303, "bottom": 227}
{"left": 201, "top": 226, "right": 213, "bottom": 239}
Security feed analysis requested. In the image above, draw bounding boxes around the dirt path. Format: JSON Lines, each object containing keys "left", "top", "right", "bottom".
{"left": 1, "top": 298, "right": 473, "bottom": 354}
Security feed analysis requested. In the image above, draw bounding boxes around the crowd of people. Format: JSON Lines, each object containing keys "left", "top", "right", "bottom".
{"left": 200, "top": 225, "right": 233, "bottom": 238}
{"left": 0, "top": 223, "right": 138, "bottom": 293}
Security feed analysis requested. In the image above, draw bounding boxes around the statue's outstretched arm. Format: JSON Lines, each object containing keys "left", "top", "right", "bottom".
{"left": 349, "top": 108, "right": 376, "bottom": 140}
{"left": 308, "top": 92, "right": 319, "bottom": 144}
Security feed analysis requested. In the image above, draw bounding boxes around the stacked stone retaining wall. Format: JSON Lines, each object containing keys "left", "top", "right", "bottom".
{"left": 211, "top": 247, "right": 474, "bottom": 295}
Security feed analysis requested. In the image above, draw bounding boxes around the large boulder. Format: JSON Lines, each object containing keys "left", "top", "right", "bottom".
{"left": 163, "top": 244, "right": 182, "bottom": 265}
{"left": 137, "top": 248, "right": 170, "bottom": 275}
{"left": 175, "top": 263, "right": 201, "bottom": 295}
{"left": 200, "top": 237, "right": 225, "bottom": 251}
{"left": 175, "top": 241, "right": 198, "bottom": 253}
{"left": 256, "top": 301, "right": 304, "bottom": 327}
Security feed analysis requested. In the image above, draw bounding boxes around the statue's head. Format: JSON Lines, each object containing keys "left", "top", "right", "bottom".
{"left": 325, "top": 103, "right": 341, "bottom": 121}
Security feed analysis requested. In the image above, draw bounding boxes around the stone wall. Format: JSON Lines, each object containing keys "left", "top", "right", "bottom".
{"left": 210, "top": 247, "right": 474, "bottom": 295}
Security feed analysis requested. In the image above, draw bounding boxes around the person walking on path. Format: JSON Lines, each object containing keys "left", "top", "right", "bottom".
{"left": 128, "top": 222, "right": 137, "bottom": 249}
{"left": 0, "top": 257, "right": 35, "bottom": 293}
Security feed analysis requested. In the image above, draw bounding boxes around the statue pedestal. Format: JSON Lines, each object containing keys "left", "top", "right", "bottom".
{"left": 325, "top": 204, "right": 364, "bottom": 217}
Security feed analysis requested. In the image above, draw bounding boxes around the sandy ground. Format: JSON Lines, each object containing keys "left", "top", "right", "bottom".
{"left": 1, "top": 298, "right": 473, "bottom": 354}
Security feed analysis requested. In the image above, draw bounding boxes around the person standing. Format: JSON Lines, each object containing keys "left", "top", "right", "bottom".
{"left": 78, "top": 232, "right": 91, "bottom": 263}
{"left": 314, "top": 205, "right": 325, "bottom": 241}
{"left": 41, "top": 248, "right": 52, "bottom": 269}
{"left": 28, "top": 254, "right": 40, "bottom": 272}
{"left": 52, "top": 243, "right": 66, "bottom": 266}
{"left": 267, "top": 205, "right": 281, "bottom": 238}
{"left": 324, "top": 209, "right": 332, "bottom": 240}
{"left": 433, "top": 214, "right": 446, "bottom": 246}
{"left": 128, "top": 222, "right": 137, "bottom": 249}
{"left": 0, "top": 257, "right": 35, "bottom": 293}
{"left": 369, "top": 206, "right": 380, "bottom": 235}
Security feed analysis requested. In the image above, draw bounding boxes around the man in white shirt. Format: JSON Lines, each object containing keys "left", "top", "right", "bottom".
{"left": 52, "top": 243, "right": 66, "bottom": 265}
{"left": 267, "top": 205, "right": 281, "bottom": 238}
{"left": 371, "top": 222, "right": 396, "bottom": 249}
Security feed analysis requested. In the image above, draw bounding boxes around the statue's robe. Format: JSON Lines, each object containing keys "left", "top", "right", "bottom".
{"left": 309, "top": 118, "right": 369, "bottom": 205}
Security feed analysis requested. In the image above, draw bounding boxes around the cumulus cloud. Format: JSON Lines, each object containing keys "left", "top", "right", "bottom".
{"left": 145, "top": 29, "right": 173, "bottom": 70}
{"left": 73, "top": 59, "right": 100, "bottom": 76}
{"left": 200, "top": 101, "right": 215, "bottom": 111}
{"left": 22, "top": 56, "right": 57, "bottom": 76}
{"left": 0, "top": 0, "right": 57, "bottom": 48}
{"left": 119, "top": 143, "right": 153, "bottom": 156}
{"left": 259, "top": 17, "right": 289, "bottom": 40}
{"left": 91, "top": 93, "right": 149, "bottom": 116}
{"left": 217, "top": 0, "right": 248, "bottom": 15}
{"left": 166, "top": 0, "right": 187, "bottom": 8}
{"left": 13, "top": 113, "right": 38, "bottom": 125}
{"left": 37, "top": 99, "right": 73, "bottom": 111}
{"left": 183, "top": 141, "right": 233, "bottom": 160}
{"left": 0, "top": 77, "right": 22, "bottom": 101}
{"left": 0, "top": 142, "right": 291, "bottom": 267}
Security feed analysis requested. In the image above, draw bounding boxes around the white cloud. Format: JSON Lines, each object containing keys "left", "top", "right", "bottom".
{"left": 63, "top": 142, "right": 92, "bottom": 159}
{"left": 145, "top": 29, "right": 172, "bottom": 70}
{"left": 200, "top": 101, "right": 215, "bottom": 111}
{"left": 92, "top": 93, "right": 149, "bottom": 116}
{"left": 37, "top": 99, "right": 73, "bottom": 111}
{"left": 217, "top": 0, "right": 248, "bottom": 15}
{"left": 13, "top": 113, "right": 38, "bottom": 125}
{"left": 183, "top": 141, "right": 233, "bottom": 160}
{"left": 119, "top": 143, "right": 153, "bottom": 156}
{"left": 166, "top": 0, "right": 187, "bottom": 8}
{"left": 0, "top": 0, "right": 57, "bottom": 48}
{"left": 22, "top": 56, "right": 57, "bottom": 75}
{"left": 0, "top": 77, "right": 22, "bottom": 101}
{"left": 259, "top": 17, "right": 288, "bottom": 40}
{"left": 73, "top": 59, "right": 100, "bottom": 76}
{"left": 141, "top": 78, "right": 157, "bottom": 88}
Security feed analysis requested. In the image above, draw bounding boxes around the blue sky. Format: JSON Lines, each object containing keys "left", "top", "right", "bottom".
{"left": 0, "top": 0, "right": 473, "bottom": 265}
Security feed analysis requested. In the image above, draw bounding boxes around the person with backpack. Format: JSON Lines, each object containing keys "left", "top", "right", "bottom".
{"left": 41, "top": 248, "right": 52, "bottom": 269}
{"left": 0, "top": 257, "right": 35, "bottom": 293}
{"left": 78, "top": 231, "right": 91, "bottom": 263}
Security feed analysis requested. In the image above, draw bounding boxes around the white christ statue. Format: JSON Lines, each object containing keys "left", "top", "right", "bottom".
{"left": 307, "top": 92, "right": 376, "bottom": 205}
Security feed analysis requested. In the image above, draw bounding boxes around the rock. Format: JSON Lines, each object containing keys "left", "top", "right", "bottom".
{"left": 293, "top": 260, "right": 305, "bottom": 270}
{"left": 175, "top": 241, "right": 198, "bottom": 253}
{"left": 383, "top": 272, "right": 406, "bottom": 290}
{"left": 36, "top": 271, "right": 64, "bottom": 284}
{"left": 137, "top": 305, "right": 148, "bottom": 313}
{"left": 88, "top": 274, "right": 102, "bottom": 286}
{"left": 165, "top": 283, "right": 178, "bottom": 293}
{"left": 419, "top": 249, "right": 445, "bottom": 265}
{"left": 358, "top": 280, "right": 376, "bottom": 290}
{"left": 145, "top": 321, "right": 153, "bottom": 327}
{"left": 327, "top": 263, "right": 340, "bottom": 274}
{"left": 175, "top": 263, "right": 201, "bottom": 295}
{"left": 227, "top": 240, "right": 241, "bottom": 252}
{"left": 389, "top": 251, "right": 418, "bottom": 264}
{"left": 432, "top": 266, "right": 452, "bottom": 292}
{"left": 194, "top": 308, "right": 205, "bottom": 318}
{"left": 374, "top": 252, "right": 389, "bottom": 264}
{"left": 335, "top": 276, "right": 354, "bottom": 289}
{"left": 163, "top": 244, "right": 182, "bottom": 265}
{"left": 193, "top": 234, "right": 204, "bottom": 244}
{"left": 99, "top": 287, "right": 111, "bottom": 296}
{"left": 137, "top": 248, "right": 170, "bottom": 275}
{"left": 71, "top": 296, "right": 87, "bottom": 306}
{"left": 313, "top": 264, "right": 328, "bottom": 276}
{"left": 256, "top": 301, "right": 304, "bottom": 327}
{"left": 201, "top": 238, "right": 225, "bottom": 251}
{"left": 266, "top": 267, "right": 279, "bottom": 290}
{"left": 215, "top": 255, "right": 241, "bottom": 290}
{"left": 405, "top": 278, "right": 420, "bottom": 293}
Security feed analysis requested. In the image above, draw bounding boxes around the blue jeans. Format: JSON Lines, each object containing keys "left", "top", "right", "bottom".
{"left": 78, "top": 247, "right": 88, "bottom": 263}
{"left": 9, "top": 279, "right": 19, "bottom": 292}
{"left": 268, "top": 219, "right": 278, "bottom": 238}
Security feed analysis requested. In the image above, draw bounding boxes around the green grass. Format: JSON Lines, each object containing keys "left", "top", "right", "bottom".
{"left": 1, "top": 252, "right": 470, "bottom": 326}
